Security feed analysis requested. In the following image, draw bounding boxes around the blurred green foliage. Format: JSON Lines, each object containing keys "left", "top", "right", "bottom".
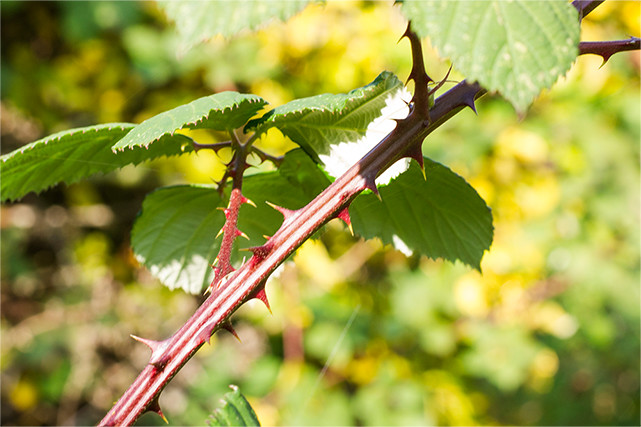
{"left": 1, "top": 1, "right": 639, "bottom": 426}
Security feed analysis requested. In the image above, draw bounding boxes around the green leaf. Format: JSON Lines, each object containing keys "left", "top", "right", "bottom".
{"left": 207, "top": 385, "right": 261, "bottom": 427}
{"left": 112, "top": 92, "right": 267, "bottom": 150}
{"left": 247, "top": 71, "right": 403, "bottom": 162}
{"left": 401, "top": 0, "right": 580, "bottom": 113}
{"left": 131, "top": 150, "right": 329, "bottom": 293}
{"left": 350, "top": 158, "right": 493, "bottom": 270}
{"left": 159, "top": 0, "right": 313, "bottom": 54}
{"left": 0, "top": 123, "right": 193, "bottom": 202}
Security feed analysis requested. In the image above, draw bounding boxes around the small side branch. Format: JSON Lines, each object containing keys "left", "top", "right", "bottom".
{"left": 402, "top": 23, "right": 434, "bottom": 119}
{"left": 208, "top": 130, "right": 253, "bottom": 294}
{"left": 579, "top": 37, "right": 641, "bottom": 65}
{"left": 193, "top": 140, "right": 232, "bottom": 153}
{"left": 250, "top": 146, "right": 284, "bottom": 167}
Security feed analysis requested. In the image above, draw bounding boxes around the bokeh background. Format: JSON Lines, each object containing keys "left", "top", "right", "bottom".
{"left": 1, "top": 1, "right": 639, "bottom": 425}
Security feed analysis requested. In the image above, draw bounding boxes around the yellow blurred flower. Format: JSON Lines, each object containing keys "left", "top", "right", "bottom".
{"left": 10, "top": 379, "right": 38, "bottom": 411}
{"left": 454, "top": 273, "right": 489, "bottom": 317}
{"left": 496, "top": 127, "right": 549, "bottom": 164}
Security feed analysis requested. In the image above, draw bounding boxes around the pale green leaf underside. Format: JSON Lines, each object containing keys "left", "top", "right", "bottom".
{"left": 350, "top": 159, "right": 493, "bottom": 270}
{"left": 113, "top": 92, "right": 267, "bottom": 150}
{"left": 0, "top": 123, "right": 193, "bottom": 202}
{"left": 131, "top": 150, "right": 329, "bottom": 294}
{"left": 402, "top": 0, "right": 580, "bottom": 112}
{"left": 247, "top": 71, "right": 403, "bottom": 162}
{"left": 159, "top": 0, "right": 313, "bottom": 54}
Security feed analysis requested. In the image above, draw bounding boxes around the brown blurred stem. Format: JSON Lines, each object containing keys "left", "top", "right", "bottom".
{"left": 579, "top": 38, "right": 641, "bottom": 64}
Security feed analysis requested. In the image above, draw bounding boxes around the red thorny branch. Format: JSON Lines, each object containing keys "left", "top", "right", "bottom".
{"left": 100, "top": 1, "right": 637, "bottom": 424}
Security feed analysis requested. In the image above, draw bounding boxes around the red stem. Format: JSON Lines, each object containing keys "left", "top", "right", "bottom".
{"left": 99, "top": 2, "right": 634, "bottom": 424}
{"left": 209, "top": 134, "right": 251, "bottom": 291}
{"left": 99, "top": 67, "right": 478, "bottom": 427}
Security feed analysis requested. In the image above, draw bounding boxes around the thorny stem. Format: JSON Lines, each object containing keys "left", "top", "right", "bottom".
{"left": 100, "top": 2, "right": 637, "bottom": 425}
{"left": 579, "top": 37, "right": 641, "bottom": 64}
{"left": 209, "top": 131, "right": 252, "bottom": 292}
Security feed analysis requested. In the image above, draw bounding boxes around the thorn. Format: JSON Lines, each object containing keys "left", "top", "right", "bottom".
{"left": 265, "top": 201, "right": 295, "bottom": 221}
{"left": 364, "top": 177, "right": 381, "bottom": 201}
{"left": 215, "top": 227, "right": 224, "bottom": 239}
{"left": 149, "top": 397, "right": 168, "bottom": 424}
{"left": 336, "top": 207, "right": 353, "bottom": 235}
{"left": 404, "top": 145, "right": 425, "bottom": 173}
{"left": 203, "top": 284, "right": 213, "bottom": 296}
{"left": 241, "top": 195, "right": 256, "bottom": 208}
{"left": 131, "top": 335, "right": 170, "bottom": 369}
{"left": 221, "top": 321, "right": 241, "bottom": 342}
{"left": 399, "top": 23, "right": 412, "bottom": 43}
{"left": 253, "top": 286, "right": 272, "bottom": 314}
{"left": 130, "top": 335, "right": 162, "bottom": 352}
{"left": 262, "top": 234, "right": 271, "bottom": 240}
{"left": 237, "top": 229, "right": 250, "bottom": 240}
{"left": 598, "top": 55, "right": 611, "bottom": 68}
{"left": 244, "top": 243, "right": 273, "bottom": 261}
{"left": 461, "top": 91, "right": 478, "bottom": 115}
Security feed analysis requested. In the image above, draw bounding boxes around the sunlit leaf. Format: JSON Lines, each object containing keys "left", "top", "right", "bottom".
{"left": 159, "top": 0, "right": 313, "bottom": 54}
{"left": 247, "top": 71, "right": 403, "bottom": 162}
{"left": 112, "top": 92, "right": 267, "bottom": 150}
{"left": 0, "top": 123, "right": 193, "bottom": 202}
{"left": 402, "top": 0, "right": 580, "bottom": 112}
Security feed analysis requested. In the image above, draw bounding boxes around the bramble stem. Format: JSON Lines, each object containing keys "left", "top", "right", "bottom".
{"left": 99, "top": 2, "right": 637, "bottom": 424}
{"left": 579, "top": 38, "right": 641, "bottom": 63}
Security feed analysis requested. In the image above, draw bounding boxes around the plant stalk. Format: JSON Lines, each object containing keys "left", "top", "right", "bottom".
{"left": 99, "top": 1, "right": 633, "bottom": 423}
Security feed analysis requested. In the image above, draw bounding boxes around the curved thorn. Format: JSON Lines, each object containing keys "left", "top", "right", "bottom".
{"left": 203, "top": 284, "right": 213, "bottom": 296}
{"left": 336, "top": 207, "right": 353, "bottom": 235}
{"left": 241, "top": 195, "right": 257, "bottom": 208}
{"left": 461, "top": 91, "right": 478, "bottom": 115}
{"left": 148, "top": 397, "right": 168, "bottom": 424}
{"left": 130, "top": 335, "right": 162, "bottom": 352}
{"left": 221, "top": 321, "right": 241, "bottom": 342}
{"left": 404, "top": 145, "right": 425, "bottom": 174}
{"left": 237, "top": 229, "right": 250, "bottom": 240}
{"left": 265, "top": 201, "right": 295, "bottom": 221}
{"left": 215, "top": 227, "right": 224, "bottom": 239}
{"left": 245, "top": 243, "right": 273, "bottom": 261}
{"left": 364, "top": 177, "right": 381, "bottom": 201}
{"left": 253, "top": 286, "right": 272, "bottom": 314}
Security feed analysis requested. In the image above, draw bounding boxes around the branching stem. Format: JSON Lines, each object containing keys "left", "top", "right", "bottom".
{"left": 209, "top": 130, "right": 251, "bottom": 293}
{"left": 99, "top": 2, "right": 638, "bottom": 424}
